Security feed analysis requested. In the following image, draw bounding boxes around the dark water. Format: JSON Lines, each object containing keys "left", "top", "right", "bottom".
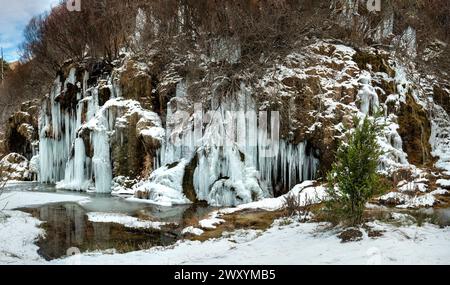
{"left": 21, "top": 203, "right": 180, "bottom": 260}
{"left": 420, "top": 208, "right": 450, "bottom": 227}
{"left": 8, "top": 182, "right": 213, "bottom": 260}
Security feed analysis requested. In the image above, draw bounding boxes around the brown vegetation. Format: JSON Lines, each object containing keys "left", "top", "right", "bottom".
{"left": 397, "top": 93, "right": 433, "bottom": 166}
{"left": 190, "top": 209, "right": 284, "bottom": 242}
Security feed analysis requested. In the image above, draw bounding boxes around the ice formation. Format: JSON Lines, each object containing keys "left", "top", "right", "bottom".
{"left": 37, "top": 67, "right": 317, "bottom": 203}
{"left": 38, "top": 68, "right": 117, "bottom": 193}
{"left": 147, "top": 83, "right": 319, "bottom": 206}
{"left": 358, "top": 72, "right": 380, "bottom": 115}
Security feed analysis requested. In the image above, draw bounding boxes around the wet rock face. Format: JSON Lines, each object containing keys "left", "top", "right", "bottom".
{"left": 433, "top": 85, "right": 450, "bottom": 115}
{"left": 101, "top": 99, "right": 163, "bottom": 180}
{"left": 112, "top": 113, "right": 147, "bottom": 179}
{"left": 0, "top": 153, "right": 31, "bottom": 181}
{"left": 397, "top": 94, "right": 432, "bottom": 166}
{"left": 4, "top": 100, "right": 39, "bottom": 160}
{"left": 119, "top": 59, "right": 154, "bottom": 110}
{"left": 353, "top": 50, "right": 396, "bottom": 77}
{"left": 182, "top": 154, "right": 199, "bottom": 203}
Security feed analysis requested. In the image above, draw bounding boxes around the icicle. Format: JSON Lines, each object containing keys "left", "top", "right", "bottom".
{"left": 91, "top": 130, "right": 112, "bottom": 193}
{"left": 358, "top": 72, "right": 380, "bottom": 115}
{"left": 39, "top": 69, "right": 114, "bottom": 194}
{"left": 154, "top": 84, "right": 319, "bottom": 206}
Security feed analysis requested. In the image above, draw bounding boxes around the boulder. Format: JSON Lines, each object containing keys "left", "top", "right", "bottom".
{"left": 0, "top": 153, "right": 31, "bottom": 181}
{"left": 3, "top": 100, "right": 39, "bottom": 159}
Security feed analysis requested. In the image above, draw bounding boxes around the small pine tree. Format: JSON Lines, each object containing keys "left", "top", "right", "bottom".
{"left": 326, "top": 115, "right": 386, "bottom": 226}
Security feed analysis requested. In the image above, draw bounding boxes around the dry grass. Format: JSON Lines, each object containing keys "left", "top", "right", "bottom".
{"left": 190, "top": 210, "right": 284, "bottom": 242}
{"left": 182, "top": 214, "right": 201, "bottom": 228}
{"left": 282, "top": 193, "right": 303, "bottom": 217}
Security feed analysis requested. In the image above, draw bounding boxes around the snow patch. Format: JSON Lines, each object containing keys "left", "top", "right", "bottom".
{"left": 87, "top": 212, "right": 168, "bottom": 230}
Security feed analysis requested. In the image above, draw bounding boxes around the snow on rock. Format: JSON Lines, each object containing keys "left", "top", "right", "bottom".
{"left": 127, "top": 159, "right": 191, "bottom": 206}
{"left": 219, "top": 180, "right": 327, "bottom": 214}
{"left": 379, "top": 191, "right": 437, "bottom": 209}
{"left": 181, "top": 226, "right": 204, "bottom": 236}
{"left": 29, "top": 155, "right": 40, "bottom": 177}
{"left": 431, "top": 189, "right": 449, "bottom": 196}
{"left": 199, "top": 212, "right": 226, "bottom": 230}
{"left": 437, "top": 179, "right": 450, "bottom": 188}
{"left": 378, "top": 192, "right": 409, "bottom": 206}
{"left": 0, "top": 153, "right": 31, "bottom": 181}
{"left": 86, "top": 212, "right": 169, "bottom": 230}
{"left": 397, "top": 194, "right": 436, "bottom": 209}
{"left": 398, "top": 181, "right": 428, "bottom": 193}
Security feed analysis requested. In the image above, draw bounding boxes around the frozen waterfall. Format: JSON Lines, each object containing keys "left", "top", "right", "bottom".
{"left": 154, "top": 84, "right": 319, "bottom": 206}
{"left": 38, "top": 69, "right": 319, "bottom": 203}
{"left": 38, "top": 68, "right": 114, "bottom": 193}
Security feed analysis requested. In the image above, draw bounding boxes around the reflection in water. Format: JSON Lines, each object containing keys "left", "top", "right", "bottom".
{"left": 22, "top": 203, "right": 181, "bottom": 260}
{"left": 9, "top": 183, "right": 215, "bottom": 261}
{"left": 421, "top": 207, "right": 450, "bottom": 227}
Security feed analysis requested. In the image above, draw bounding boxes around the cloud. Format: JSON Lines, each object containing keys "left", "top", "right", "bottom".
{"left": 0, "top": 0, "right": 60, "bottom": 61}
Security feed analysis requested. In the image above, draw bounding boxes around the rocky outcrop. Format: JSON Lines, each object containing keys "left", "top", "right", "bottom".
{"left": 0, "top": 153, "right": 32, "bottom": 181}
{"left": 111, "top": 108, "right": 162, "bottom": 179}
{"left": 433, "top": 85, "right": 450, "bottom": 115}
{"left": 119, "top": 59, "right": 154, "bottom": 110}
{"left": 397, "top": 94, "right": 432, "bottom": 166}
{"left": 3, "top": 100, "right": 39, "bottom": 160}
{"left": 1, "top": 35, "right": 448, "bottom": 207}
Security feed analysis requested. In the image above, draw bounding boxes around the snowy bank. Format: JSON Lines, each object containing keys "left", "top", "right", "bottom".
{"left": 0, "top": 191, "right": 90, "bottom": 210}
{"left": 54, "top": 220, "right": 450, "bottom": 265}
{"left": 86, "top": 212, "right": 170, "bottom": 230}
{"left": 0, "top": 211, "right": 44, "bottom": 264}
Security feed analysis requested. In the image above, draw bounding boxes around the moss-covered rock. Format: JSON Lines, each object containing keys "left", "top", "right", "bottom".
{"left": 182, "top": 155, "right": 199, "bottom": 203}
{"left": 433, "top": 84, "right": 450, "bottom": 115}
{"left": 397, "top": 94, "right": 432, "bottom": 166}
{"left": 112, "top": 113, "right": 146, "bottom": 178}
{"left": 119, "top": 59, "right": 153, "bottom": 110}
{"left": 353, "top": 49, "right": 395, "bottom": 77}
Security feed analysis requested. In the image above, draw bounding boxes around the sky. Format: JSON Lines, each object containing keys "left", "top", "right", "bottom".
{"left": 0, "top": 0, "right": 60, "bottom": 62}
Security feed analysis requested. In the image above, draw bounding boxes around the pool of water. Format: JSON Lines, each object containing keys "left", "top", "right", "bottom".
{"left": 21, "top": 203, "right": 182, "bottom": 260}
{"left": 6, "top": 182, "right": 214, "bottom": 260}
{"left": 420, "top": 207, "right": 450, "bottom": 227}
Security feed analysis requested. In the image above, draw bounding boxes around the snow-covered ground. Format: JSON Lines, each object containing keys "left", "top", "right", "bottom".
{"left": 0, "top": 211, "right": 44, "bottom": 265}
{"left": 0, "top": 185, "right": 449, "bottom": 265}
{"left": 53, "top": 220, "right": 450, "bottom": 265}
{"left": 0, "top": 190, "right": 92, "bottom": 264}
